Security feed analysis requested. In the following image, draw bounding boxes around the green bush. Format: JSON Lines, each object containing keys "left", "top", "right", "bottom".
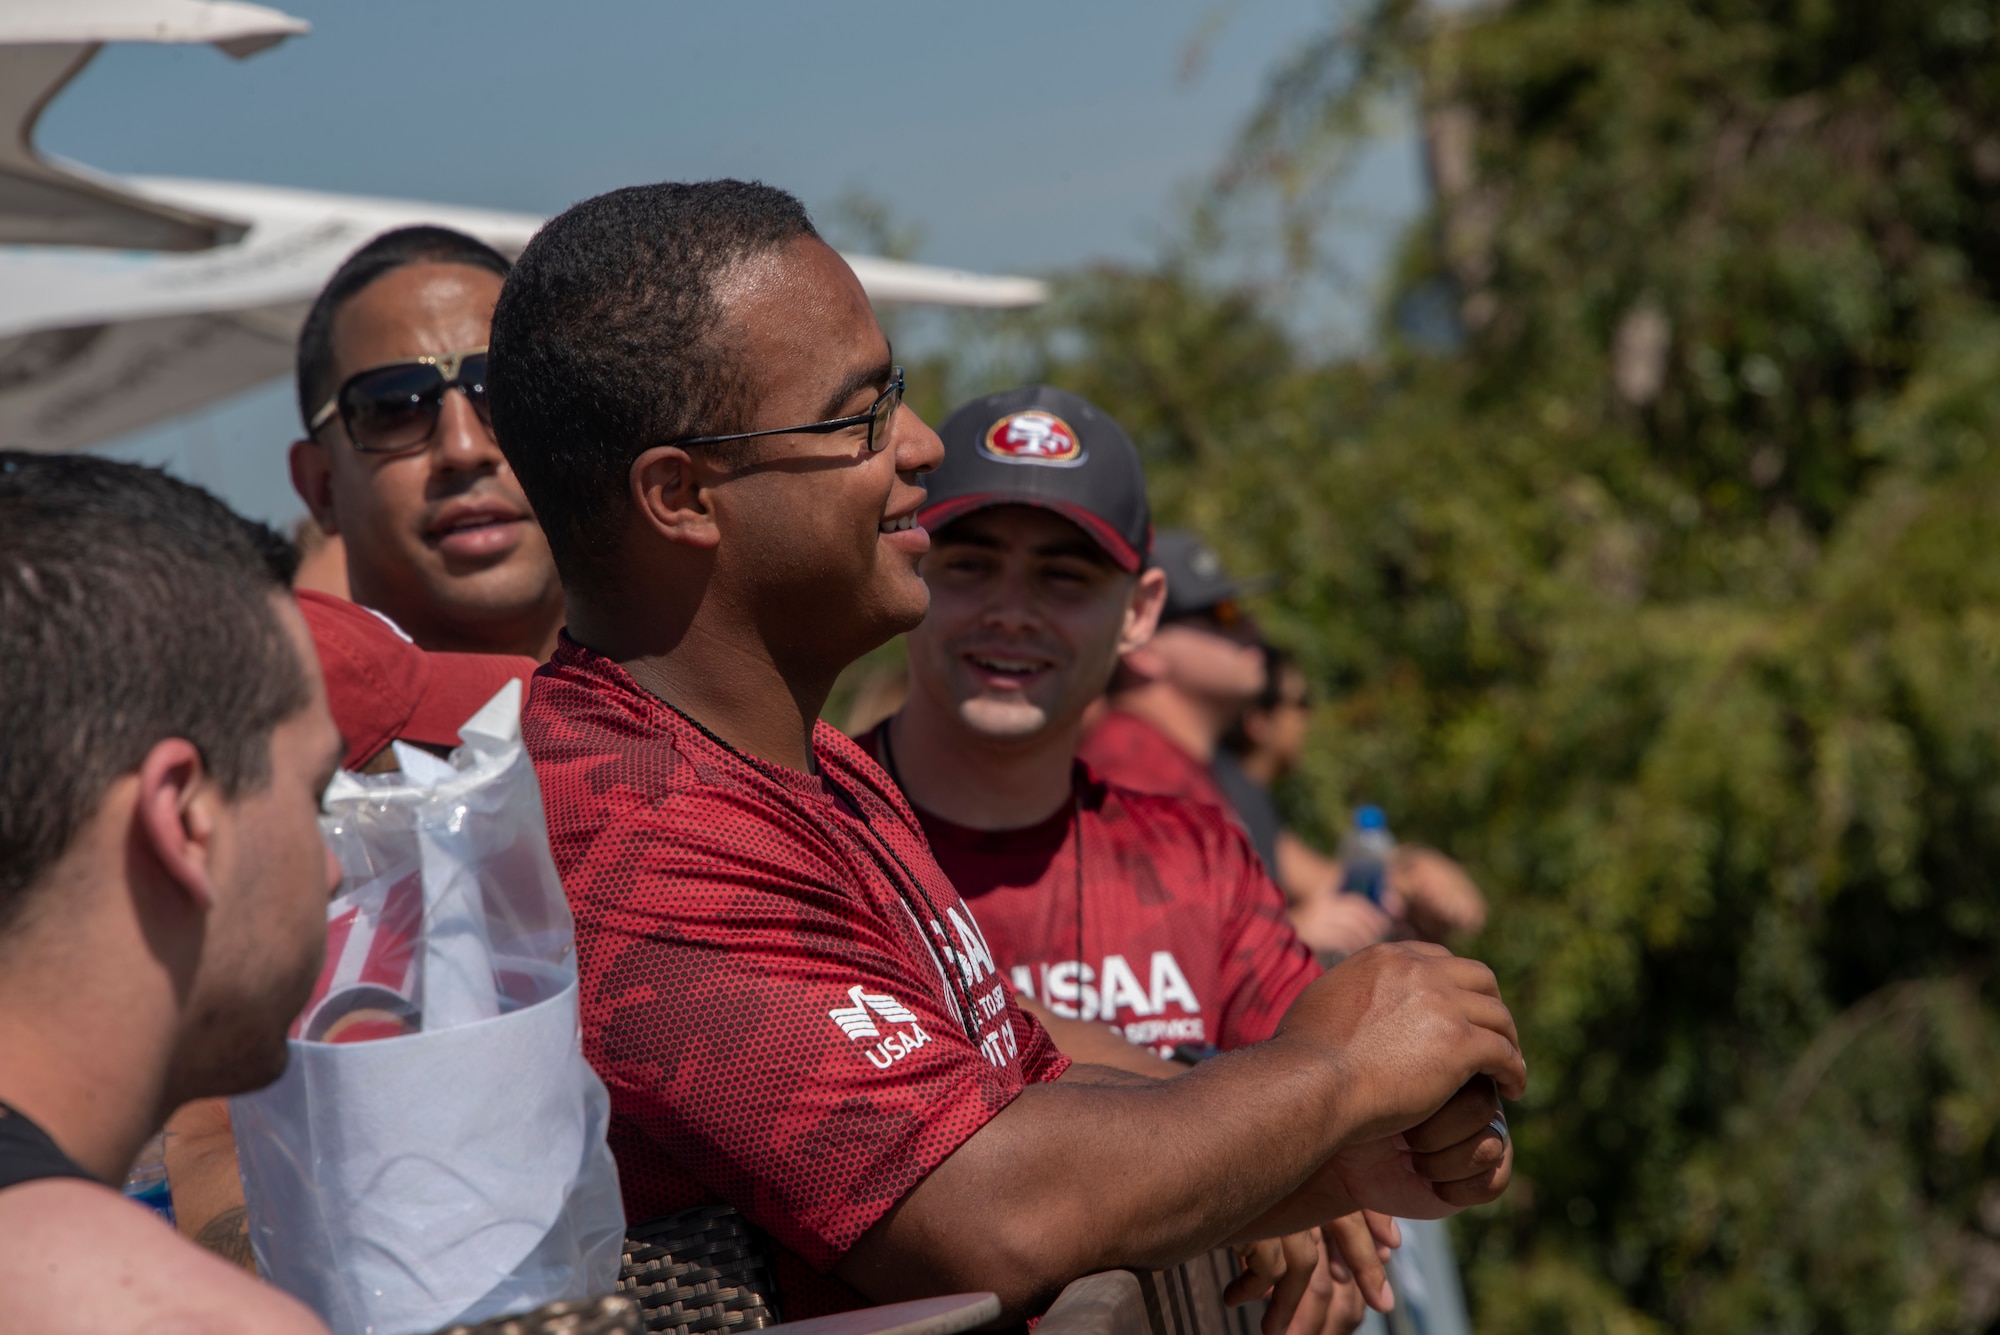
{"left": 919, "top": 2, "right": 2000, "bottom": 1328}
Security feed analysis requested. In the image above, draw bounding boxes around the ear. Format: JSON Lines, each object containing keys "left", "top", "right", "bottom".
{"left": 1118, "top": 567, "right": 1169, "bottom": 657}
{"left": 289, "top": 438, "right": 339, "bottom": 537}
{"left": 132, "top": 738, "right": 223, "bottom": 911}
{"left": 1119, "top": 640, "right": 1171, "bottom": 684}
{"left": 630, "top": 446, "right": 722, "bottom": 551}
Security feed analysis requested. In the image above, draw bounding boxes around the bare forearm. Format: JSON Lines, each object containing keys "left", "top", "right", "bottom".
{"left": 839, "top": 1037, "right": 1358, "bottom": 1314}
{"left": 1024, "top": 999, "right": 1186, "bottom": 1080}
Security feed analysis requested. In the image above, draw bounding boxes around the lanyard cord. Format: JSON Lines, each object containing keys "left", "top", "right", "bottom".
{"left": 852, "top": 722, "right": 988, "bottom": 1044}
{"left": 640, "top": 688, "right": 985, "bottom": 1045}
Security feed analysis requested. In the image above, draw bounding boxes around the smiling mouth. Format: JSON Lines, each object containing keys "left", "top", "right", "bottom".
{"left": 966, "top": 653, "right": 1050, "bottom": 679}
{"left": 428, "top": 512, "right": 522, "bottom": 541}
{"left": 880, "top": 513, "right": 919, "bottom": 533}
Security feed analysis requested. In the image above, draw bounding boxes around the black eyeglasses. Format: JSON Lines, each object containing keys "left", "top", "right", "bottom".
{"left": 662, "top": 366, "right": 905, "bottom": 454}
{"left": 309, "top": 348, "right": 490, "bottom": 456}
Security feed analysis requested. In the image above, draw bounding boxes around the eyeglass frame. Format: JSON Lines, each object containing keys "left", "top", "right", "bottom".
{"left": 658, "top": 366, "right": 906, "bottom": 455}
{"left": 307, "top": 346, "right": 490, "bottom": 451}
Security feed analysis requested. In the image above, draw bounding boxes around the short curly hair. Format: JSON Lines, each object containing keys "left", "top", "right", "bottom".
{"left": 487, "top": 179, "right": 820, "bottom": 590}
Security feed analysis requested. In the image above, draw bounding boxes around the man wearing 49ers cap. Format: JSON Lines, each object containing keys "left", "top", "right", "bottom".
{"left": 867, "top": 387, "right": 1310, "bottom": 1059}
{"left": 866, "top": 387, "right": 1389, "bottom": 1330}
{"left": 485, "top": 180, "right": 1523, "bottom": 1326}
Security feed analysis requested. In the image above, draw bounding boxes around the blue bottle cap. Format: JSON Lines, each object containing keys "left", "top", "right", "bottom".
{"left": 1354, "top": 804, "right": 1389, "bottom": 831}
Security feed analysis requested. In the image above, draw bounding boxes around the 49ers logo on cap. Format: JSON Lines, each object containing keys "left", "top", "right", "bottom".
{"left": 981, "top": 410, "right": 1084, "bottom": 466}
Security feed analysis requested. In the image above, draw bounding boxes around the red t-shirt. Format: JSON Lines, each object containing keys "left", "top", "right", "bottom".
{"left": 525, "top": 639, "right": 1068, "bottom": 1318}
{"left": 862, "top": 725, "right": 1319, "bottom": 1055}
{"left": 1078, "top": 709, "right": 1235, "bottom": 814}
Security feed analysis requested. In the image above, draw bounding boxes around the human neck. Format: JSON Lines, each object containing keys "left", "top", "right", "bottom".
{"left": 0, "top": 901, "right": 179, "bottom": 1182}
{"left": 569, "top": 597, "right": 832, "bottom": 773}
{"left": 352, "top": 579, "right": 562, "bottom": 661}
{"left": 886, "top": 691, "right": 1078, "bottom": 831}
{"left": 1111, "top": 683, "right": 1227, "bottom": 763}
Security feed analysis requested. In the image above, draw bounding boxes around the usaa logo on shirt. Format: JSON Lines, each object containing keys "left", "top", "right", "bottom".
{"left": 828, "top": 985, "right": 932, "bottom": 1070}
{"left": 981, "top": 410, "right": 1084, "bottom": 466}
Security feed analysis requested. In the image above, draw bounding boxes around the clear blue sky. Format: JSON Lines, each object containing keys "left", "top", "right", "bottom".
{"left": 47, "top": 0, "right": 1422, "bottom": 525}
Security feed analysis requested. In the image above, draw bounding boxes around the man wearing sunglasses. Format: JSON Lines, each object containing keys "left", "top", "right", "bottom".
{"left": 1079, "top": 530, "right": 1272, "bottom": 817}
{"left": 488, "top": 179, "right": 1523, "bottom": 1327}
{"left": 1082, "top": 539, "right": 1488, "bottom": 962}
{"left": 288, "top": 226, "right": 565, "bottom": 660}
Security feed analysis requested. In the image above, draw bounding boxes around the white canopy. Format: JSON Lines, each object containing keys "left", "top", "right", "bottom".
{"left": 0, "top": 176, "right": 1049, "bottom": 453}
{"left": 0, "top": 0, "right": 309, "bottom": 250}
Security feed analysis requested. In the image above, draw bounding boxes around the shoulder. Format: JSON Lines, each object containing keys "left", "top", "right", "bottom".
{"left": 1086, "top": 772, "right": 1275, "bottom": 891}
{"left": 1084, "top": 765, "right": 1242, "bottom": 847}
{"left": 0, "top": 1179, "right": 327, "bottom": 1334}
{"left": 817, "top": 721, "right": 922, "bottom": 831}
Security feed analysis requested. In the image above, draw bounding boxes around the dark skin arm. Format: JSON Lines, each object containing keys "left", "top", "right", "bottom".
{"left": 835, "top": 942, "right": 1524, "bottom": 1318}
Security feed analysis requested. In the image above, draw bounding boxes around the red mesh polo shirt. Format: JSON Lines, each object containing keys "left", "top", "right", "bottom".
{"left": 525, "top": 639, "right": 1067, "bottom": 1318}
{"left": 863, "top": 725, "right": 1317, "bottom": 1056}
{"left": 1078, "top": 708, "right": 1235, "bottom": 814}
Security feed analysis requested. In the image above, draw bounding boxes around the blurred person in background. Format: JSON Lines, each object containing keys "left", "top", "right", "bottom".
{"left": 288, "top": 226, "right": 564, "bottom": 659}
{"left": 1081, "top": 537, "right": 1485, "bottom": 960}
{"left": 1222, "top": 647, "right": 1486, "bottom": 958}
{"left": 161, "top": 590, "right": 539, "bottom": 1266}
{"left": 0, "top": 453, "right": 340, "bottom": 1334}
{"left": 490, "top": 179, "right": 1522, "bottom": 1325}
{"left": 865, "top": 385, "right": 1411, "bottom": 1334}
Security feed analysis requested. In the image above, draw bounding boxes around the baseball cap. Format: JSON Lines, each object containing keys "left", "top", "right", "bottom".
{"left": 296, "top": 590, "right": 537, "bottom": 771}
{"left": 921, "top": 385, "right": 1151, "bottom": 572}
{"left": 1153, "top": 529, "right": 1276, "bottom": 624}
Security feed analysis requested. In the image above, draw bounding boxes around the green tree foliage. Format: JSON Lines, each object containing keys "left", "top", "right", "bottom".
{"left": 928, "top": 1, "right": 2000, "bottom": 1329}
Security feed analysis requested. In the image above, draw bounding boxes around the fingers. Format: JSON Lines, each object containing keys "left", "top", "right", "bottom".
{"left": 1458, "top": 1024, "right": 1528, "bottom": 1101}
{"left": 1435, "top": 953, "right": 1501, "bottom": 998}
{"left": 1362, "top": 1210, "right": 1401, "bottom": 1253}
{"left": 1226, "top": 1238, "right": 1285, "bottom": 1307}
{"left": 1262, "top": 1229, "right": 1322, "bottom": 1335}
{"left": 1410, "top": 1096, "right": 1513, "bottom": 1207}
{"left": 1403, "top": 1078, "right": 1499, "bottom": 1154}
{"left": 1321, "top": 1257, "right": 1368, "bottom": 1335}
{"left": 1429, "top": 1146, "right": 1512, "bottom": 1209}
{"left": 1410, "top": 1121, "right": 1509, "bottom": 1184}
{"left": 1322, "top": 1211, "right": 1394, "bottom": 1313}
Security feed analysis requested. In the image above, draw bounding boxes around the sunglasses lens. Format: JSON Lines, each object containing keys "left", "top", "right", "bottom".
{"left": 341, "top": 363, "right": 443, "bottom": 454}
{"left": 869, "top": 371, "right": 904, "bottom": 452}
{"left": 459, "top": 353, "right": 493, "bottom": 428}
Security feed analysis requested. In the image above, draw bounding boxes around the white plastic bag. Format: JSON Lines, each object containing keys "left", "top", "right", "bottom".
{"left": 231, "top": 681, "right": 626, "bottom": 1335}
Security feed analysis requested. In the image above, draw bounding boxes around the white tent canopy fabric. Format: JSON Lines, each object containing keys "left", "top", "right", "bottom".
{"left": 0, "top": 0, "right": 309, "bottom": 250}
{"left": 0, "top": 177, "right": 1050, "bottom": 453}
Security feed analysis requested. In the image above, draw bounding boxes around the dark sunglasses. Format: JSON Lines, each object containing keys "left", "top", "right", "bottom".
{"left": 661, "top": 366, "right": 905, "bottom": 454}
{"left": 309, "top": 347, "right": 490, "bottom": 456}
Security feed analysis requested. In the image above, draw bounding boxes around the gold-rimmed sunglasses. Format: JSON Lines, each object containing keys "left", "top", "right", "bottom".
{"left": 308, "top": 347, "right": 490, "bottom": 456}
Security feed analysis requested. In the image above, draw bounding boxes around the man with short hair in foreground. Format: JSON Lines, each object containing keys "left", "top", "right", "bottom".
{"left": 289, "top": 225, "right": 565, "bottom": 659}
{"left": 0, "top": 453, "right": 341, "bottom": 1334}
{"left": 490, "top": 178, "right": 1525, "bottom": 1324}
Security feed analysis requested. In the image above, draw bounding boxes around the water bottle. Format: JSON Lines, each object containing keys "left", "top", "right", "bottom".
{"left": 122, "top": 1130, "right": 175, "bottom": 1225}
{"left": 1339, "top": 804, "right": 1395, "bottom": 904}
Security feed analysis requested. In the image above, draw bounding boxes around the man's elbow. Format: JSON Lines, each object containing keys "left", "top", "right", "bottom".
{"left": 840, "top": 1205, "right": 1097, "bottom": 1321}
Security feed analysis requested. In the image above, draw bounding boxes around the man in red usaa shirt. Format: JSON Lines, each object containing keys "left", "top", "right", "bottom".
{"left": 486, "top": 179, "right": 1526, "bottom": 1324}
{"left": 862, "top": 386, "right": 1391, "bottom": 1332}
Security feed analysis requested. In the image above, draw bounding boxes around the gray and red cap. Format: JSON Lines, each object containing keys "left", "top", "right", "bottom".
{"left": 920, "top": 385, "right": 1151, "bottom": 572}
